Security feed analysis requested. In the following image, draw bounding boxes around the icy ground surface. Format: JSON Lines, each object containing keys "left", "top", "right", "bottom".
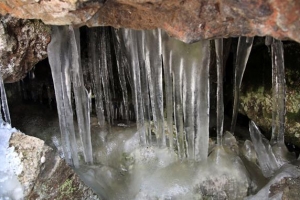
{"left": 62, "top": 126, "right": 250, "bottom": 200}
{"left": 0, "top": 122, "right": 23, "bottom": 200}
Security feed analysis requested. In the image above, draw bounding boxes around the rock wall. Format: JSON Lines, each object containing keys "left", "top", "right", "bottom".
{"left": 0, "top": 0, "right": 300, "bottom": 43}
{"left": 0, "top": 15, "right": 50, "bottom": 83}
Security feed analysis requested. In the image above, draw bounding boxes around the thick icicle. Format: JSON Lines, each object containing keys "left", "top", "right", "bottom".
{"left": 144, "top": 29, "right": 165, "bottom": 147}
{"left": 163, "top": 36, "right": 210, "bottom": 160}
{"left": 100, "top": 28, "right": 113, "bottom": 127}
{"left": 249, "top": 121, "right": 279, "bottom": 177}
{"left": 0, "top": 75, "right": 10, "bottom": 124}
{"left": 231, "top": 37, "right": 254, "bottom": 133}
{"left": 270, "top": 39, "right": 286, "bottom": 146}
{"left": 122, "top": 29, "right": 147, "bottom": 145}
{"left": 88, "top": 28, "right": 106, "bottom": 127}
{"left": 47, "top": 26, "right": 79, "bottom": 167}
{"left": 194, "top": 40, "right": 210, "bottom": 161}
{"left": 215, "top": 38, "right": 224, "bottom": 145}
{"left": 70, "top": 27, "right": 93, "bottom": 164}
{"left": 112, "top": 29, "right": 130, "bottom": 124}
{"left": 162, "top": 32, "right": 174, "bottom": 149}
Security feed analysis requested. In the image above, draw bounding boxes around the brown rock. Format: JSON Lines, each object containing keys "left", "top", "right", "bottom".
{"left": 9, "top": 132, "right": 101, "bottom": 200}
{"left": 0, "top": 0, "right": 300, "bottom": 43}
{"left": 0, "top": 15, "right": 50, "bottom": 83}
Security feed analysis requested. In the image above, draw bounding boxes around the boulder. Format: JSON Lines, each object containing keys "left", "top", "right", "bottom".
{"left": 9, "top": 132, "right": 101, "bottom": 200}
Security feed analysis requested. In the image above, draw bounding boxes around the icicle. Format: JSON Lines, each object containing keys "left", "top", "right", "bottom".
{"left": 163, "top": 35, "right": 210, "bottom": 160}
{"left": 0, "top": 74, "right": 10, "bottom": 124}
{"left": 231, "top": 37, "right": 254, "bottom": 133}
{"left": 215, "top": 38, "right": 224, "bottom": 145}
{"left": 162, "top": 32, "right": 174, "bottom": 149}
{"left": 194, "top": 40, "right": 210, "bottom": 162}
{"left": 144, "top": 29, "right": 165, "bottom": 147}
{"left": 88, "top": 28, "right": 106, "bottom": 127}
{"left": 69, "top": 27, "right": 93, "bottom": 164}
{"left": 270, "top": 39, "right": 286, "bottom": 146}
{"left": 136, "top": 31, "right": 152, "bottom": 144}
{"left": 100, "top": 28, "right": 113, "bottom": 126}
{"left": 112, "top": 29, "right": 130, "bottom": 124}
{"left": 122, "top": 29, "right": 146, "bottom": 145}
{"left": 47, "top": 26, "right": 79, "bottom": 167}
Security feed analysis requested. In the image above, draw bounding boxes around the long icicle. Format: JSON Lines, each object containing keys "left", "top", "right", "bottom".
{"left": 47, "top": 26, "right": 79, "bottom": 167}
{"left": 122, "top": 29, "right": 146, "bottom": 145}
{"left": 112, "top": 29, "right": 130, "bottom": 124}
{"left": 144, "top": 29, "right": 165, "bottom": 147}
{"left": 231, "top": 37, "right": 254, "bottom": 134}
{"left": 194, "top": 40, "right": 210, "bottom": 162}
{"left": 215, "top": 38, "right": 224, "bottom": 146}
{"left": 270, "top": 39, "right": 286, "bottom": 145}
{"left": 162, "top": 32, "right": 174, "bottom": 149}
{"left": 70, "top": 27, "right": 93, "bottom": 164}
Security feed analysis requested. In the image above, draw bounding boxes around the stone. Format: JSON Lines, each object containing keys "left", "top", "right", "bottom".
{"left": 8, "top": 132, "right": 101, "bottom": 200}
{"left": 269, "top": 177, "right": 300, "bottom": 200}
{"left": 0, "top": 0, "right": 300, "bottom": 43}
{"left": 0, "top": 15, "right": 50, "bottom": 83}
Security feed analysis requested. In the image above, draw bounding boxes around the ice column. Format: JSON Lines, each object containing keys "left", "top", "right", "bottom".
{"left": 231, "top": 37, "right": 254, "bottom": 133}
{"left": 215, "top": 39, "right": 224, "bottom": 145}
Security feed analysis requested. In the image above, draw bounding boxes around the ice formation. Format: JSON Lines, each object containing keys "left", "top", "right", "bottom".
{"left": 45, "top": 26, "right": 300, "bottom": 199}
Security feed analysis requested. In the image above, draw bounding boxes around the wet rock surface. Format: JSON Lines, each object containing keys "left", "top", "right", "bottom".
{"left": 0, "top": 0, "right": 300, "bottom": 43}
{"left": 0, "top": 15, "right": 50, "bottom": 83}
{"left": 9, "top": 132, "right": 101, "bottom": 200}
{"left": 269, "top": 176, "right": 300, "bottom": 200}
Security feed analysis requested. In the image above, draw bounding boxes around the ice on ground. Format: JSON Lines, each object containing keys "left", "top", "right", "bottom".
{"left": 0, "top": 122, "right": 23, "bottom": 200}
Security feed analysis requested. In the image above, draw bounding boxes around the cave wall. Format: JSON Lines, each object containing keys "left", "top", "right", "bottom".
{"left": 0, "top": 0, "right": 300, "bottom": 43}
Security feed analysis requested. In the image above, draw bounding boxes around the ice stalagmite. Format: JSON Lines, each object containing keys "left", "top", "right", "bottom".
{"left": 0, "top": 74, "right": 10, "bottom": 124}
{"left": 47, "top": 26, "right": 79, "bottom": 167}
{"left": 249, "top": 121, "right": 279, "bottom": 177}
{"left": 231, "top": 37, "right": 254, "bottom": 133}
{"left": 215, "top": 38, "right": 224, "bottom": 145}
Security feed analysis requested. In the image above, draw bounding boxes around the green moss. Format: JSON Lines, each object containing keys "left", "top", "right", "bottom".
{"left": 59, "top": 178, "right": 76, "bottom": 197}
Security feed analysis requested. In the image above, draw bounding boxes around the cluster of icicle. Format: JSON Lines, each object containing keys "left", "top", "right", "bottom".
{"left": 47, "top": 26, "right": 211, "bottom": 166}
{"left": 47, "top": 25, "right": 294, "bottom": 176}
